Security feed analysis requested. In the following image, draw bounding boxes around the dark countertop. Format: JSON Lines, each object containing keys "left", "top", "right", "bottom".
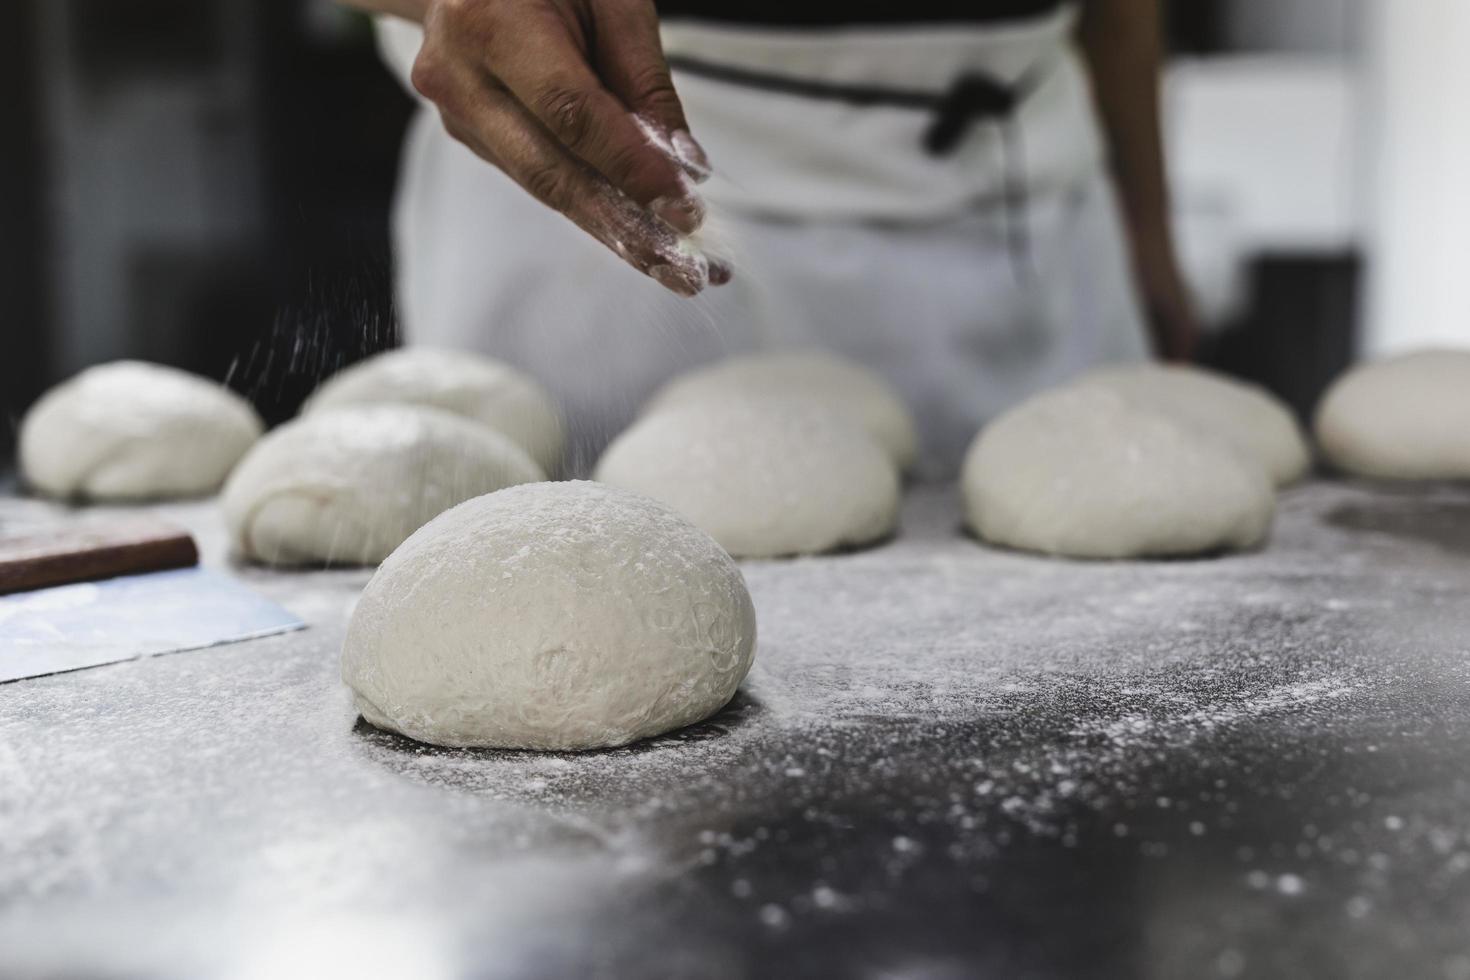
{"left": 3, "top": 480, "right": 1470, "bottom": 980}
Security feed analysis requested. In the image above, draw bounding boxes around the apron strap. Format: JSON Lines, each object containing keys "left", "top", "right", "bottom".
{"left": 665, "top": 53, "right": 1059, "bottom": 157}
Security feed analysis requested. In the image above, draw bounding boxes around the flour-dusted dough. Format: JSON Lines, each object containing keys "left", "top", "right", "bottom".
{"left": 1314, "top": 349, "right": 1470, "bottom": 479}
{"left": 643, "top": 350, "right": 920, "bottom": 471}
{"left": 304, "top": 347, "right": 565, "bottom": 474}
{"left": 19, "top": 360, "right": 263, "bottom": 501}
{"left": 595, "top": 400, "right": 900, "bottom": 558}
{"left": 341, "top": 481, "right": 757, "bottom": 750}
{"left": 222, "top": 405, "right": 544, "bottom": 566}
{"left": 1073, "top": 363, "right": 1310, "bottom": 486}
{"left": 962, "top": 387, "right": 1274, "bottom": 559}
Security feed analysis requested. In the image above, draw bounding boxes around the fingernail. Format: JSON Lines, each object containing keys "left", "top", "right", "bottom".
{"left": 649, "top": 263, "right": 701, "bottom": 297}
{"left": 707, "top": 260, "right": 733, "bottom": 286}
{"left": 671, "top": 130, "right": 712, "bottom": 183}
{"left": 651, "top": 193, "right": 705, "bottom": 236}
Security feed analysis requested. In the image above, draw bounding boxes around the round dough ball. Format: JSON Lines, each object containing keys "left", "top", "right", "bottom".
{"left": 19, "top": 360, "right": 263, "bottom": 501}
{"left": 595, "top": 400, "right": 900, "bottom": 558}
{"left": 643, "top": 351, "right": 919, "bottom": 471}
{"left": 1314, "top": 349, "right": 1470, "bottom": 479}
{"left": 1073, "top": 363, "right": 1310, "bottom": 486}
{"left": 222, "top": 406, "right": 544, "bottom": 566}
{"left": 341, "top": 481, "right": 757, "bottom": 750}
{"left": 962, "top": 387, "right": 1274, "bottom": 559}
{"left": 304, "top": 347, "right": 565, "bottom": 474}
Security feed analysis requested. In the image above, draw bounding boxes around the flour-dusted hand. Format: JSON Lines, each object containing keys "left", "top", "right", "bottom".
{"left": 349, "top": 0, "right": 724, "bottom": 294}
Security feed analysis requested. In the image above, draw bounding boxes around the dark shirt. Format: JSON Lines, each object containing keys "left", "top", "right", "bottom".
{"left": 655, "top": 0, "right": 1067, "bottom": 27}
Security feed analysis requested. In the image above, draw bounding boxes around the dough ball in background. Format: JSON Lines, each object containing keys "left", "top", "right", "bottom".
{"left": 595, "top": 399, "right": 900, "bottom": 559}
{"left": 1314, "top": 349, "right": 1470, "bottom": 480}
{"left": 642, "top": 350, "right": 920, "bottom": 472}
{"left": 222, "top": 405, "right": 544, "bottom": 566}
{"left": 1072, "top": 363, "right": 1310, "bottom": 486}
{"left": 962, "top": 387, "right": 1274, "bottom": 559}
{"left": 19, "top": 360, "right": 263, "bottom": 502}
{"left": 342, "top": 481, "right": 756, "bottom": 751}
{"left": 304, "top": 347, "right": 565, "bottom": 475}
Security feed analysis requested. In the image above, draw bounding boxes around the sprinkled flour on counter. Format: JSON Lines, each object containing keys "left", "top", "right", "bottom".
{"left": 6, "top": 480, "right": 1470, "bottom": 977}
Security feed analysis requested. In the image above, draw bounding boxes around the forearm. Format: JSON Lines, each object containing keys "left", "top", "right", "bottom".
{"left": 336, "top": 0, "right": 427, "bottom": 22}
{"left": 1079, "top": 0, "right": 1196, "bottom": 359}
{"left": 1078, "top": 0, "right": 1171, "bottom": 251}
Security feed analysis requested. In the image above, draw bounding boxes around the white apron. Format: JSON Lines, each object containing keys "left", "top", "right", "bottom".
{"left": 376, "top": 7, "right": 1148, "bottom": 477}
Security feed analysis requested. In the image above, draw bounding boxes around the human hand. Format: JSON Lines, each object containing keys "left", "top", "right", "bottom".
{"left": 407, "top": 0, "right": 726, "bottom": 294}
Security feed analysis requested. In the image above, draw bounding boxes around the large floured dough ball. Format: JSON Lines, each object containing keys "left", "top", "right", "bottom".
{"left": 1073, "top": 363, "right": 1310, "bottom": 486}
{"left": 962, "top": 387, "right": 1274, "bottom": 559}
{"left": 341, "top": 481, "right": 757, "bottom": 750}
{"left": 595, "top": 400, "right": 900, "bottom": 558}
{"left": 222, "top": 406, "right": 544, "bottom": 566}
{"left": 1314, "top": 349, "right": 1470, "bottom": 479}
{"left": 643, "top": 351, "right": 919, "bottom": 471}
{"left": 304, "top": 347, "right": 565, "bottom": 474}
{"left": 19, "top": 360, "right": 263, "bottom": 501}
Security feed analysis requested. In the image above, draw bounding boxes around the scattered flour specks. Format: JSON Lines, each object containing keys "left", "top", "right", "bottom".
{"left": 5, "top": 480, "right": 1470, "bottom": 976}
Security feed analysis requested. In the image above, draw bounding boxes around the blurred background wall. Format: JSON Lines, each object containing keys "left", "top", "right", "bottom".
{"left": 3, "top": 0, "right": 1449, "bottom": 455}
{"left": 1360, "top": 1, "right": 1470, "bottom": 357}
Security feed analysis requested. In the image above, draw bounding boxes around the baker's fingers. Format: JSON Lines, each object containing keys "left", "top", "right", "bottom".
{"left": 421, "top": 68, "right": 709, "bottom": 295}
{"left": 591, "top": 0, "right": 711, "bottom": 183}
{"left": 477, "top": 10, "right": 702, "bottom": 234}
{"left": 707, "top": 259, "right": 733, "bottom": 286}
